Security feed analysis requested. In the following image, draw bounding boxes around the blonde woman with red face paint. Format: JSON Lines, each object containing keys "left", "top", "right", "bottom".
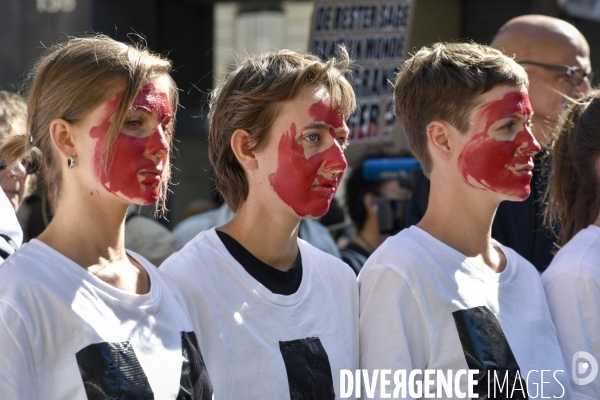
{"left": 542, "top": 90, "right": 600, "bottom": 398}
{"left": 0, "top": 36, "right": 212, "bottom": 399}
{"left": 161, "top": 49, "right": 358, "bottom": 399}
{"left": 359, "top": 42, "right": 571, "bottom": 399}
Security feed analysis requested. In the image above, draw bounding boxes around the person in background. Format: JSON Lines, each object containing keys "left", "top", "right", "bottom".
{"left": 542, "top": 90, "right": 600, "bottom": 398}
{"left": 359, "top": 42, "right": 569, "bottom": 398}
{"left": 0, "top": 91, "right": 35, "bottom": 259}
{"left": 341, "top": 155, "right": 412, "bottom": 274}
{"left": 0, "top": 36, "right": 212, "bottom": 398}
{"left": 318, "top": 197, "right": 352, "bottom": 250}
{"left": 162, "top": 48, "right": 358, "bottom": 399}
{"left": 124, "top": 204, "right": 183, "bottom": 266}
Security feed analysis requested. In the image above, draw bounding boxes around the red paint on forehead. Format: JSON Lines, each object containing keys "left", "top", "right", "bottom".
{"left": 90, "top": 90, "right": 169, "bottom": 204}
{"left": 134, "top": 83, "right": 172, "bottom": 122}
{"left": 269, "top": 123, "right": 347, "bottom": 217}
{"left": 458, "top": 90, "right": 540, "bottom": 199}
{"left": 309, "top": 99, "right": 345, "bottom": 131}
{"left": 480, "top": 91, "right": 532, "bottom": 125}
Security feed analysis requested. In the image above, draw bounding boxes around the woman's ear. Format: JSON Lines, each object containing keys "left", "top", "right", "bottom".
{"left": 230, "top": 129, "right": 258, "bottom": 170}
{"left": 48, "top": 119, "right": 77, "bottom": 162}
{"left": 426, "top": 121, "right": 453, "bottom": 155}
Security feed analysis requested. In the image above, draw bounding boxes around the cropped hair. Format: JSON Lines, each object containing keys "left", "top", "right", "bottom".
{"left": 544, "top": 90, "right": 600, "bottom": 246}
{"left": 393, "top": 42, "right": 528, "bottom": 177}
{"left": 208, "top": 47, "right": 356, "bottom": 212}
{"left": 0, "top": 35, "right": 178, "bottom": 214}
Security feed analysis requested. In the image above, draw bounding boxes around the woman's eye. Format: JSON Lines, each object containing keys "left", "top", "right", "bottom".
{"left": 336, "top": 137, "right": 349, "bottom": 148}
{"left": 305, "top": 133, "right": 319, "bottom": 143}
{"left": 501, "top": 121, "right": 515, "bottom": 131}
{"left": 125, "top": 119, "right": 142, "bottom": 128}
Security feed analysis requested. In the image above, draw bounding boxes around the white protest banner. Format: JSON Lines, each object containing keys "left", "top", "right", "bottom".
{"left": 309, "top": 0, "right": 414, "bottom": 160}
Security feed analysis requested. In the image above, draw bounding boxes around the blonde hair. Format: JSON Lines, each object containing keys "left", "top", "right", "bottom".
{"left": 394, "top": 42, "right": 529, "bottom": 177}
{"left": 0, "top": 91, "right": 27, "bottom": 142}
{"left": 0, "top": 35, "right": 178, "bottom": 214}
{"left": 208, "top": 47, "right": 356, "bottom": 212}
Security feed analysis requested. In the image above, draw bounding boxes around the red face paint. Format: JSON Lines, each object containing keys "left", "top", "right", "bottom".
{"left": 309, "top": 99, "right": 345, "bottom": 129}
{"left": 458, "top": 91, "right": 541, "bottom": 199}
{"left": 90, "top": 84, "right": 171, "bottom": 204}
{"left": 268, "top": 121, "right": 348, "bottom": 217}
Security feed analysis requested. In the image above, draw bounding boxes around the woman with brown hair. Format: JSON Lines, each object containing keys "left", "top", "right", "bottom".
{"left": 0, "top": 36, "right": 211, "bottom": 399}
{"left": 161, "top": 49, "right": 358, "bottom": 399}
{"left": 542, "top": 90, "right": 600, "bottom": 398}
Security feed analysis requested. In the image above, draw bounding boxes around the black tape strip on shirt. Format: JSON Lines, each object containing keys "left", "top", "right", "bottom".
{"left": 76, "top": 341, "right": 154, "bottom": 399}
{"left": 452, "top": 306, "right": 528, "bottom": 399}
{"left": 279, "top": 337, "right": 335, "bottom": 400}
{"left": 177, "top": 331, "right": 214, "bottom": 400}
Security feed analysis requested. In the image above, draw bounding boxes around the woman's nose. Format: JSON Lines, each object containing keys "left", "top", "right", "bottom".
{"left": 322, "top": 142, "right": 348, "bottom": 173}
{"left": 146, "top": 127, "right": 169, "bottom": 158}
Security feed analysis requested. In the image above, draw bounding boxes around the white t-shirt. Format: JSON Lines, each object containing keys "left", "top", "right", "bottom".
{"left": 359, "top": 226, "right": 570, "bottom": 400}
{"left": 0, "top": 239, "right": 212, "bottom": 399}
{"left": 0, "top": 188, "right": 22, "bottom": 262}
{"left": 542, "top": 225, "right": 600, "bottom": 399}
{"left": 161, "top": 228, "right": 359, "bottom": 400}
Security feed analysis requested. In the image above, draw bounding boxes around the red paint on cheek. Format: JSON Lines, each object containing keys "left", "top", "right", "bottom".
{"left": 458, "top": 91, "right": 541, "bottom": 199}
{"left": 268, "top": 123, "right": 347, "bottom": 217}
{"left": 90, "top": 89, "right": 170, "bottom": 205}
{"left": 309, "top": 99, "right": 345, "bottom": 131}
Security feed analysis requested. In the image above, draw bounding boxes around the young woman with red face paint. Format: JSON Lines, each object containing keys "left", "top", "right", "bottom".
{"left": 359, "top": 42, "right": 571, "bottom": 399}
{"left": 542, "top": 90, "right": 600, "bottom": 398}
{"left": 161, "top": 49, "right": 358, "bottom": 399}
{"left": 0, "top": 36, "right": 212, "bottom": 399}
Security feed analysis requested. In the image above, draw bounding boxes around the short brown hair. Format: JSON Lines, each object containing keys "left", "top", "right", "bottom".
{"left": 0, "top": 35, "right": 178, "bottom": 214}
{"left": 208, "top": 48, "right": 356, "bottom": 212}
{"left": 544, "top": 90, "right": 600, "bottom": 246}
{"left": 394, "top": 42, "right": 528, "bottom": 176}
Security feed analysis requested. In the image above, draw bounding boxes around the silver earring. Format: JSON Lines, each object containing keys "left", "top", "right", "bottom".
{"left": 441, "top": 151, "right": 445, "bottom": 155}
{"left": 67, "top": 157, "right": 76, "bottom": 168}
{"left": 426, "top": 125, "right": 432, "bottom": 130}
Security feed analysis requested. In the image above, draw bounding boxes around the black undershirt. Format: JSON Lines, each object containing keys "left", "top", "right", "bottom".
{"left": 216, "top": 230, "right": 302, "bottom": 295}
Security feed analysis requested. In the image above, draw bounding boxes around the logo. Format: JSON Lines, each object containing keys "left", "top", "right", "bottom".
{"left": 572, "top": 351, "right": 598, "bottom": 386}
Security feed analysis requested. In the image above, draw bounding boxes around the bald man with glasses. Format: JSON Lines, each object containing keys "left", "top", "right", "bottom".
{"left": 490, "top": 15, "right": 592, "bottom": 271}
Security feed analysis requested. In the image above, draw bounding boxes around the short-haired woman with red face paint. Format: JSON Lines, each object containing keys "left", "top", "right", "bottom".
{"left": 542, "top": 90, "right": 600, "bottom": 398}
{"left": 359, "top": 42, "right": 571, "bottom": 399}
{"left": 161, "top": 49, "right": 358, "bottom": 399}
{"left": 0, "top": 36, "right": 212, "bottom": 399}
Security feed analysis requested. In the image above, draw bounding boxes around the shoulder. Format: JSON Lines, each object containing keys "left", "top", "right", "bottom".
{"left": 0, "top": 242, "right": 64, "bottom": 315}
{"left": 360, "top": 228, "right": 425, "bottom": 279}
{"left": 542, "top": 227, "right": 600, "bottom": 285}
{"left": 299, "top": 239, "right": 356, "bottom": 284}
{"left": 161, "top": 229, "right": 225, "bottom": 279}
{"left": 0, "top": 241, "right": 50, "bottom": 279}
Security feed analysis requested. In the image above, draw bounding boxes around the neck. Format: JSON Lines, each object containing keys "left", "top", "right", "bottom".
{"left": 417, "top": 176, "right": 506, "bottom": 272}
{"left": 218, "top": 197, "right": 300, "bottom": 272}
{"left": 38, "top": 194, "right": 129, "bottom": 268}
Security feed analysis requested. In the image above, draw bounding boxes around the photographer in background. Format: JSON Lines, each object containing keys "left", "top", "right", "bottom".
{"left": 342, "top": 155, "right": 413, "bottom": 274}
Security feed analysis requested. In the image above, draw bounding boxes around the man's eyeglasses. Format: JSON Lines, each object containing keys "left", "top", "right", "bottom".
{"left": 518, "top": 61, "right": 594, "bottom": 87}
{"left": 0, "top": 157, "right": 39, "bottom": 175}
